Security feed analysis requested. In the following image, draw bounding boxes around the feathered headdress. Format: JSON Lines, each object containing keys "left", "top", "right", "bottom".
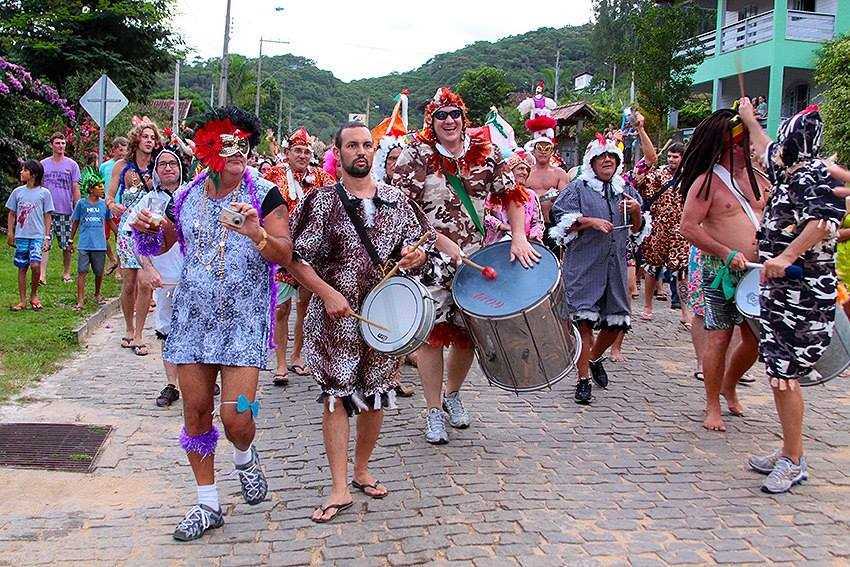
{"left": 79, "top": 166, "right": 105, "bottom": 196}
{"left": 191, "top": 106, "right": 261, "bottom": 173}
{"left": 421, "top": 87, "right": 469, "bottom": 143}
{"left": 578, "top": 133, "right": 625, "bottom": 194}
{"left": 505, "top": 149, "right": 534, "bottom": 171}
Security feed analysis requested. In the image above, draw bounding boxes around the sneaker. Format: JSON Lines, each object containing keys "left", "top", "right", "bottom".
{"left": 574, "top": 378, "right": 592, "bottom": 405}
{"left": 589, "top": 357, "right": 609, "bottom": 389}
{"left": 750, "top": 450, "right": 808, "bottom": 475}
{"left": 424, "top": 408, "right": 449, "bottom": 445}
{"left": 235, "top": 447, "right": 268, "bottom": 505}
{"left": 155, "top": 384, "right": 180, "bottom": 407}
{"left": 173, "top": 504, "right": 224, "bottom": 541}
{"left": 213, "top": 383, "right": 221, "bottom": 396}
{"left": 442, "top": 391, "right": 471, "bottom": 429}
{"left": 761, "top": 456, "right": 808, "bottom": 494}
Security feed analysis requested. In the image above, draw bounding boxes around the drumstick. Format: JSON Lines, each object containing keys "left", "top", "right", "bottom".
{"left": 349, "top": 311, "right": 390, "bottom": 332}
{"left": 734, "top": 54, "right": 746, "bottom": 99}
{"left": 460, "top": 256, "right": 498, "bottom": 280}
{"left": 375, "top": 232, "right": 432, "bottom": 289}
{"left": 745, "top": 262, "right": 804, "bottom": 279}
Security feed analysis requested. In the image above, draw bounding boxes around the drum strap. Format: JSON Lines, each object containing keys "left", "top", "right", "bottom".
{"left": 334, "top": 183, "right": 383, "bottom": 270}
{"left": 445, "top": 173, "right": 485, "bottom": 236}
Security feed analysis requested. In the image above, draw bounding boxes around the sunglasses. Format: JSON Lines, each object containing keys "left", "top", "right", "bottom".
{"left": 433, "top": 109, "right": 462, "bottom": 121}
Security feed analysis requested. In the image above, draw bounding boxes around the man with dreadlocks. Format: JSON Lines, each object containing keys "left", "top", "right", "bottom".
{"left": 132, "top": 107, "right": 293, "bottom": 540}
{"left": 679, "top": 108, "right": 767, "bottom": 432}
{"left": 738, "top": 98, "right": 845, "bottom": 493}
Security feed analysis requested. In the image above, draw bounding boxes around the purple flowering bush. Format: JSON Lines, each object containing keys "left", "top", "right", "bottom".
{"left": 0, "top": 57, "right": 76, "bottom": 121}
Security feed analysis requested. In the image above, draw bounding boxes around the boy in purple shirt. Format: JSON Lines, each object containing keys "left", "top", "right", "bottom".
{"left": 40, "top": 132, "right": 81, "bottom": 284}
{"left": 5, "top": 160, "right": 54, "bottom": 310}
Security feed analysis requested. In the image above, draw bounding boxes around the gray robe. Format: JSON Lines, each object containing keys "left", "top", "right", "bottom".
{"left": 551, "top": 178, "right": 648, "bottom": 329}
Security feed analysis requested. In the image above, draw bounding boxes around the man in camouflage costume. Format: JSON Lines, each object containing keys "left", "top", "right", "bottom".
{"left": 740, "top": 98, "right": 846, "bottom": 494}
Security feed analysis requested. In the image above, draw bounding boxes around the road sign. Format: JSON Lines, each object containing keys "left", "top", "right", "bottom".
{"left": 80, "top": 75, "right": 129, "bottom": 164}
{"left": 348, "top": 113, "right": 367, "bottom": 124}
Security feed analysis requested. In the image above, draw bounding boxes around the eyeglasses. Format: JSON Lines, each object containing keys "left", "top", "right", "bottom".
{"left": 157, "top": 161, "right": 180, "bottom": 169}
{"left": 433, "top": 109, "right": 462, "bottom": 121}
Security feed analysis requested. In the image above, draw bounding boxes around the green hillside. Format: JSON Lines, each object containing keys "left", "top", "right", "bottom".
{"left": 157, "top": 24, "right": 596, "bottom": 140}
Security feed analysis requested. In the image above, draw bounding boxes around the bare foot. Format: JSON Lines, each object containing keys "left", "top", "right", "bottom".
{"left": 610, "top": 349, "right": 626, "bottom": 363}
{"left": 721, "top": 389, "right": 745, "bottom": 416}
{"left": 640, "top": 310, "right": 653, "bottom": 321}
{"left": 703, "top": 408, "right": 726, "bottom": 432}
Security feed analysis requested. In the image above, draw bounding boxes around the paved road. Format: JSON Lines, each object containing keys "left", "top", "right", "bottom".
{"left": 1, "top": 306, "right": 849, "bottom": 566}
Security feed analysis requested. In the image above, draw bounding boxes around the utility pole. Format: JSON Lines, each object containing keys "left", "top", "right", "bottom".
{"left": 218, "top": 0, "right": 232, "bottom": 106}
{"left": 288, "top": 100, "right": 292, "bottom": 132}
{"left": 553, "top": 48, "right": 561, "bottom": 102}
{"left": 255, "top": 38, "right": 290, "bottom": 117}
{"left": 277, "top": 86, "right": 284, "bottom": 141}
{"left": 612, "top": 63, "right": 617, "bottom": 92}
{"left": 365, "top": 95, "right": 370, "bottom": 126}
{"left": 209, "top": 82, "right": 214, "bottom": 108}
{"left": 172, "top": 60, "right": 180, "bottom": 134}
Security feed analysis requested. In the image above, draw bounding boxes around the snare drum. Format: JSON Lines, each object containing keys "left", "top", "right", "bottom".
{"left": 360, "top": 276, "right": 435, "bottom": 357}
{"left": 735, "top": 269, "right": 850, "bottom": 386}
{"left": 452, "top": 241, "right": 580, "bottom": 393}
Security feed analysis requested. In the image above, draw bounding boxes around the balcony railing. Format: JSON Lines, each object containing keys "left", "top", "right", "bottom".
{"left": 721, "top": 11, "right": 774, "bottom": 53}
{"left": 787, "top": 10, "right": 835, "bottom": 42}
{"left": 691, "top": 30, "right": 716, "bottom": 58}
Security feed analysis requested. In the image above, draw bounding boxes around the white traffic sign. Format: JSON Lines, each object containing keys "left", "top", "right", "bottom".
{"left": 79, "top": 75, "right": 129, "bottom": 164}
{"left": 80, "top": 75, "right": 128, "bottom": 128}
{"left": 348, "top": 113, "right": 367, "bottom": 124}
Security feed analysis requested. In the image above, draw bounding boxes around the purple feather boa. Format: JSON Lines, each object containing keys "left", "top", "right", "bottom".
{"left": 131, "top": 227, "right": 165, "bottom": 257}
{"left": 173, "top": 169, "right": 278, "bottom": 349}
{"left": 179, "top": 425, "right": 219, "bottom": 458}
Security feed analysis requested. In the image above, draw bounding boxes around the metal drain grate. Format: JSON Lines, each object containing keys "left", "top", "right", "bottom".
{"left": 0, "top": 423, "right": 113, "bottom": 473}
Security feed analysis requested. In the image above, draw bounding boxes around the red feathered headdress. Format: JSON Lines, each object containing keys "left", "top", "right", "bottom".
{"left": 288, "top": 127, "right": 311, "bottom": 149}
{"left": 193, "top": 118, "right": 250, "bottom": 173}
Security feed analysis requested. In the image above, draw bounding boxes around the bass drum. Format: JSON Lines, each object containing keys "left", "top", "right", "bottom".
{"left": 452, "top": 241, "right": 580, "bottom": 393}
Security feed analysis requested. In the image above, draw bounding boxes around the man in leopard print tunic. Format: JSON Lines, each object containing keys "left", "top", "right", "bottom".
{"left": 740, "top": 99, "right": 846, "bottom": 494}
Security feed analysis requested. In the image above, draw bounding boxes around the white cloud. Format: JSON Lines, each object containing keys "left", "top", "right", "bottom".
{"left": 174, "top": 0, "right": 593, "bottom": 82}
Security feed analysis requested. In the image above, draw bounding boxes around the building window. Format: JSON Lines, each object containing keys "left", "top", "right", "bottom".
{"left": 790, "top": 0, "right": 816, "bottom": 11}
{"left": 738, "top": 4, "right": 759, "bottom": 20}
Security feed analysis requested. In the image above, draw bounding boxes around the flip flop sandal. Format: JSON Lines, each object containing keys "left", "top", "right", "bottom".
{"left": 311, "top": 501, "right": 353, "bottom": 524}
{"left": 30, "top": 300, "right": 43, "bottom": 310}
{"left": 10, "top": 303, "right": 25, "bottom": 312}
{"left": 694, "top": 371, "right": 704, "bottom": 382}
{"left": 272, "top": 373, "right": 289, "bottom": 387}
{"left": 739, "top": 376, "right": 756, "bottom": 385}
{"left": 132, "top": 344, "right": 149, "bottom": 356}
{"left": 62, "top": 275, "right": 72, "bottom": 283}
{"left": 352, "top": 480, "right": 388, "bottom": 499}
{"left": 288, "top": 364, "right": 311, "bottom": 376}
{"left": 640, "top": 312, "right": 653, "bottom": 321}
{"left": 120, "top": 336, "right": 134, "bottom": 348}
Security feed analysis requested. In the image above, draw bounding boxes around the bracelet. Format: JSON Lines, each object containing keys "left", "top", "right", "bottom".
{"left": 255, "top": 227, "right": 268, "bottom": 251}
{"left": 725, "top": 249, "right": 739, "bottom": 266}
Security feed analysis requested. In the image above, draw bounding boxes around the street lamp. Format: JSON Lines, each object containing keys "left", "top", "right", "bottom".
{"left": 255, "top": 37, "right": 290, "bottom": 116}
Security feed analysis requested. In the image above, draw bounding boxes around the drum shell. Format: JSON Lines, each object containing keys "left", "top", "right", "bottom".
{"left": 458, "top": 276, "right": 579, "bottom": 393}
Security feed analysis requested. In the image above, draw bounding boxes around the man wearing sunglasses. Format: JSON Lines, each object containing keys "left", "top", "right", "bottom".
{"left": 392, "top": 87, "right": 540, "bottom": 445}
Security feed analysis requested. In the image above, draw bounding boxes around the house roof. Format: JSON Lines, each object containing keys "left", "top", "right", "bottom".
{"left": 551, "top": 101, "right": 597, "bottom": 122}
{"left": 573, "top": 71, "right": 594, "bottom": 80}
{"left": 150, "top": 99, "right": 193, "bottom": 121}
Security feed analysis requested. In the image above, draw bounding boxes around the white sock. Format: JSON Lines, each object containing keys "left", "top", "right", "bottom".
{"left": 197, "top": 484, "right": 220, "bottom": 511}
{"left": 233, "top": 445, "right": 253, "bottom": 466}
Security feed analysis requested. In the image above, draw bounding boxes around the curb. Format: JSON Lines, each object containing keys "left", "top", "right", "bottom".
{"left": 73, "top": 297, "right": 122, "bottom": 345}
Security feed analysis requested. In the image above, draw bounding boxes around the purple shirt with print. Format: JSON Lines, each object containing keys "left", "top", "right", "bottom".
{"left": 40, "top": 156, "right": 80, "bottom": 215}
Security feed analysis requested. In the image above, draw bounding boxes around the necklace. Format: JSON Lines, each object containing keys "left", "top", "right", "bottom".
{"left": 191, "top": 179, "right": 239, "bottom": 278}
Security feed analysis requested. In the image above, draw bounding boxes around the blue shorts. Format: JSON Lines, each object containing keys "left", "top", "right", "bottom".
{"left": 14, "top": 238, "right": 44, "bottom": 269}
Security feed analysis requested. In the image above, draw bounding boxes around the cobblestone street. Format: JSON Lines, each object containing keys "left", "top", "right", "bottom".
{"left": 1, "top": 306, "right": 849, "bottom": 566}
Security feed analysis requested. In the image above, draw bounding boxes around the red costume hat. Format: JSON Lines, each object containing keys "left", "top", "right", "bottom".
{"left": 288, "top": 127, "right": 311, "bottom": 149}
{"left": 192, "top": 106, "right": 260, "bottom": 173}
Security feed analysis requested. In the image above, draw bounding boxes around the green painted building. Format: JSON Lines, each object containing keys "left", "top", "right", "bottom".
{"left": 687, "top": 0, "right": 850, "bottom": 134}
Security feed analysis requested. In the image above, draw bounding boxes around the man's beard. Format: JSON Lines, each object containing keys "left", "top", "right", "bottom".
{"left": 343, "top": 159, "right": 371, "bottom": 178}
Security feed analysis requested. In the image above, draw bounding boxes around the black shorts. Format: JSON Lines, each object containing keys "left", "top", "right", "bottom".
{"left": 77, "top": 250, "right": 106, "bottom": 275}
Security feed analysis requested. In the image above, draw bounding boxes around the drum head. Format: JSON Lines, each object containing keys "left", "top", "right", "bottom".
{"left": 735, "top": 268, "right": 761, "bottom": 318}
{"left": 452, "top": 242, "right": 559, "bottom": 318}
{"left": 361, "top": 277, "right": 428, "bottom": 353}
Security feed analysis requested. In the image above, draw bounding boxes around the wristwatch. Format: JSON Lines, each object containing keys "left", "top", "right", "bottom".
{"left": 255, "top": 227, "right": 268, "bottom": 251}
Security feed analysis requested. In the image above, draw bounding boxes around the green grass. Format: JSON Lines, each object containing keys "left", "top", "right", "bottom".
{"left": 0, "top": 245, "right": 121, "bottom": 401}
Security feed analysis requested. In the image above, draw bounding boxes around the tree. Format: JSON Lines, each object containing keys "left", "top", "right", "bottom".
{"left": 814, "top": 34, "right": 850, "bottom": 165}
{"left": 0, "top": 0, "right": 184, "bottom": 103}
{"left": 591, "top": 0, "right": 649, "bottom": 72}
{"left": 629, "top": 3, "right": 704, "bottom": 133}
{"left": 456, "top": 67, "right": 513, "bottom": 125}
